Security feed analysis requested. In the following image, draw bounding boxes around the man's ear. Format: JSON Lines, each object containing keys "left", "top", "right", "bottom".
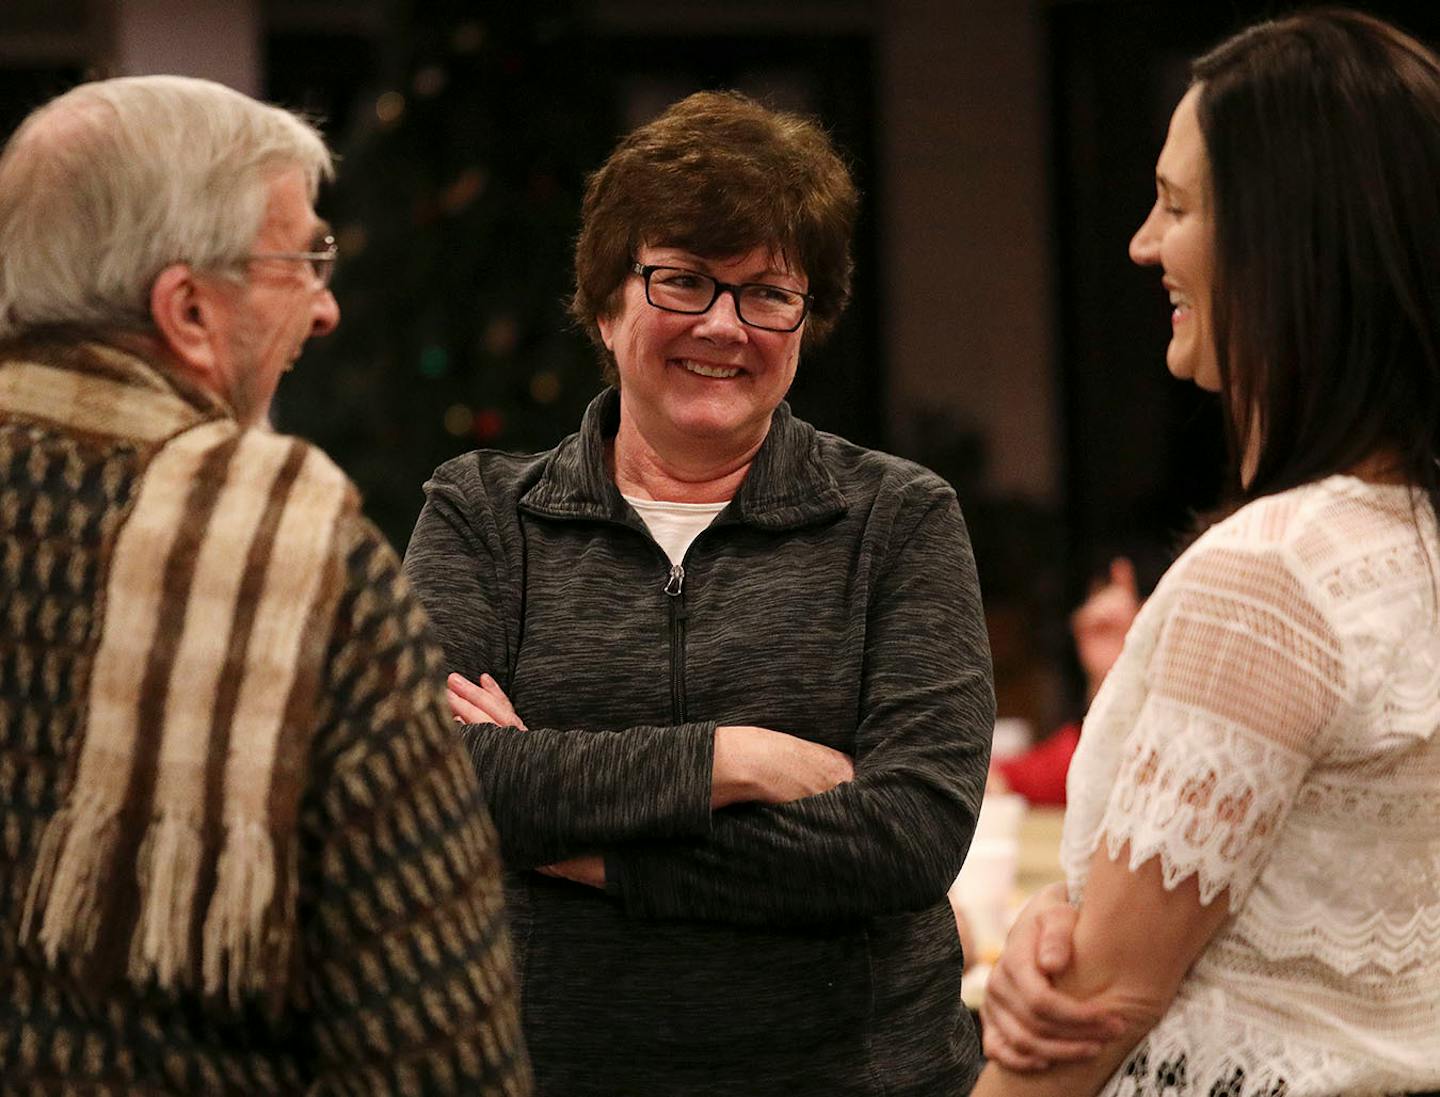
{"left": 149, "top": 263, "right": 227, "bottom": 380}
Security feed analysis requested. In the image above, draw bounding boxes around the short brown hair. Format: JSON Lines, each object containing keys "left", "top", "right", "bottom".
{"left": 571, "top": 90, "right": 858, "bottom": 379}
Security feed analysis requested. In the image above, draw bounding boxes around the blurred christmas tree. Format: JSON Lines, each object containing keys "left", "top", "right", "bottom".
{"left": 271, "top": 0, "right": 613, "bottom": 548}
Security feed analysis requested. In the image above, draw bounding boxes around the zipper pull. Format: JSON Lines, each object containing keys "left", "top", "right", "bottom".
{"left": 663, "top": 563, "right": 684, "bottom": 596}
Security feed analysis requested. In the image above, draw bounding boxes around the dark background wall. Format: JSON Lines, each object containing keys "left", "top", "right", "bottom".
{"left": 1052, "top": 0, "right": 1440, "bottom": 589}
{"left": 4, "top": 0, "right": 1437, "bottom": 728}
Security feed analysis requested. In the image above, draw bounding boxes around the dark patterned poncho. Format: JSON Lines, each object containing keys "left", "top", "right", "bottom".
{"left": 0, "top": 339, "right": 530, "bottom": 1095}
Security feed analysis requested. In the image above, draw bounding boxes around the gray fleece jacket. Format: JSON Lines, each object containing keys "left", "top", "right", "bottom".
{"left": 403, "top": 387, "right": 994, "bottom": 1096}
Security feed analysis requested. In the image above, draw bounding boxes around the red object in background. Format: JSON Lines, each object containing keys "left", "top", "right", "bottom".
{"left": 993, "top": 722, "right": 1081, "bottom": 806}
{"left": 473, "top": 407, "right": 504, "bottom": 442}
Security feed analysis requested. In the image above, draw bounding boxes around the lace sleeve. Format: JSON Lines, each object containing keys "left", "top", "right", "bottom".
{"left": 1086, "top": 544, "right": 1349, "bottom": 910}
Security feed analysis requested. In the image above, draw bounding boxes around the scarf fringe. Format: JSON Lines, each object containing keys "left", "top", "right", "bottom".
{"left": 202, "top": 820, "right": 286, "bottom": 1008}
{"left": 21, "top": 791, "right": 122, "bottom": 967}
{"left": 129, "top": 814, "right": 205, "bottom": 991}
{"left": 26, "top": 808, "right": 301, "bottom": 1009}
{"left": 5, "top": 374, "right": 347, "bottom": 1011}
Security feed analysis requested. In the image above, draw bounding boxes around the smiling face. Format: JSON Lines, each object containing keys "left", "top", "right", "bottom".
{"left": 219, "top": 166, "right": 339, "bottom": 425}
{"left": 1129, "top": 84, "right": 1220, "bottom": 392}
{"left": 597, "top": 243, "right": 806, "bottom": 463}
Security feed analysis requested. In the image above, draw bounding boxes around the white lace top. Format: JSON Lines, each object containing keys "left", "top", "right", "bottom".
{"left": 1063, "top": 476, "right": 1440, "bottom": 1097}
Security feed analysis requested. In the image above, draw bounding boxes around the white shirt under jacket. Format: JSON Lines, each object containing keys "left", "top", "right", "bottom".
{"left": 622, "top": 495, "right": 727, "bottom": 566}
{"left": 1063, "top": 476, "right": 1440, "bottom": 1097}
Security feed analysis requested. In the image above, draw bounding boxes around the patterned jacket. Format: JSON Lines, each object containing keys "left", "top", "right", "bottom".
{"left": 0, "top": 339, "right": 530, "bottom": 1095}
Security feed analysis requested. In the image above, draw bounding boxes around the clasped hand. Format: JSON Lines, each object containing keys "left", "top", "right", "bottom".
{"left": 979, "top": 882, "right": 1125, "bottom": 1071}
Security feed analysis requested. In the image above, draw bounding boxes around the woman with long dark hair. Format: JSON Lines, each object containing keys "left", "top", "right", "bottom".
{"left": 973, "top": 9, "right": 1440, "bottom": 1095}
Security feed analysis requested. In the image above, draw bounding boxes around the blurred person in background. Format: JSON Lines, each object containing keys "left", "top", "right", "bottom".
{"left": 974, "top": 9, "right": 1440, "bottom": 1095}
{"left": 990, "top": 556, "right": 1146, "bottom": 806}
{"left": 404, "top": 90, "right": 994, "bottom": 1096}
{"left": 0, "top": 75, "right": 528, "bottom": 1095}
{"left": 952, "top": 554, "right": 1150, "bottom": 969}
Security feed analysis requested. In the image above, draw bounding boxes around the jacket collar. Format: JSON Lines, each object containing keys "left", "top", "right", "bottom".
{"left": 520, "top": 387, "right": 847, "bottom": 531}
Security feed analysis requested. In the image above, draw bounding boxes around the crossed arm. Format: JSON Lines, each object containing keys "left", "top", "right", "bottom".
{"left": 405, "top": 466, "right": 993, "bottom": 924}
{"left": 446, "top": 670, "right": 856, "bottom": 888}
{"left": 975, "top": 542, "right": 1346, "bottom": 1094}
{"left": 971, "top": 846, "right": 1232, "bottom": 1097}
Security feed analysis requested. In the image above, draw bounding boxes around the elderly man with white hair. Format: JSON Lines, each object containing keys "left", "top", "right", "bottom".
{"left": 0, "top": 75, "right": 530, "bottom": 1095}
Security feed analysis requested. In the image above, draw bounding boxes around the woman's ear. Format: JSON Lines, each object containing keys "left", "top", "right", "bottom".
{"left": 149, "top": 263, "right": 227, "bottom": 380}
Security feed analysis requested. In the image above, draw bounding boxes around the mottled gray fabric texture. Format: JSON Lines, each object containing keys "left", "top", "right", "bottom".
{"left": 404, "top": 387, "right": 994, "bottom": 1096}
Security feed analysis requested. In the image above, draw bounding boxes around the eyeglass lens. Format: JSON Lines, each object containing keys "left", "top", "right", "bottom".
{"left": 312, "top": 237, "right": 337, "bottom": 287}
{"left": 645, "top": 267, "right": 805, "bottom": 330}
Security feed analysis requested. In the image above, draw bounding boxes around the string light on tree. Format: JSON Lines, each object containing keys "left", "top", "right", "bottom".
{"left": 275, "top": 2, "right": 609, "bottom": 549}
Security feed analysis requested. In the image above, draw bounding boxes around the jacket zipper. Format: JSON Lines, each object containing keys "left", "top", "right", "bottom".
{"left": 663, "top": 563, "right": 687, "bottom": 722}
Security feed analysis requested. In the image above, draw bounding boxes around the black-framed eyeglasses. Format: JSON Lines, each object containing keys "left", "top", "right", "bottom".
{"left": 243, "top": 234, "right": 338, "bottom": 288}
{"left": 630, "top": 262, "right": 812, "bottom": 333}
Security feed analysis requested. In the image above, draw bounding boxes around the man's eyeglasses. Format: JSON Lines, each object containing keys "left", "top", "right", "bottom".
{"left": 630, "top": 262, "right": 811, "bottom": 333}
{"left": 243, "top": 234, "right": 338, "bottom": 288}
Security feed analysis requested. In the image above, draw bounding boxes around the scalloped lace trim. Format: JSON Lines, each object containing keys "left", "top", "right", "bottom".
{"left": 1100, "top": 1004, "right": 1429, "bottom": 1096}
{"left": 1073, "top": 710, "right": 1309, "bottom": 910}
{"left": 1068, "top": 703, "right": 1440, "bottom": 975}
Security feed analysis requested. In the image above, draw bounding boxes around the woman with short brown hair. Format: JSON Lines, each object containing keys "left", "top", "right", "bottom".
{"left": 405, "top": 90, "right": 995, "bottom": 1096}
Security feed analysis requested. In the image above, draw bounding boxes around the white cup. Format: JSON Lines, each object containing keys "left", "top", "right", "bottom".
{"left": 990, "top": 717, "right": 1033, "bottom": 760}
{"left": 951, "top": 793, "right": 1027, "bottom": 962}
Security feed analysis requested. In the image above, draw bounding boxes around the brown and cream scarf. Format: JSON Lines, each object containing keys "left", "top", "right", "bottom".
{"left": 4, "top": 341, "right": 355, "bottom": 1011}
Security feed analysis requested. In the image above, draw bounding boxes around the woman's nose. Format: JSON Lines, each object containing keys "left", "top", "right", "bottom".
{"left": 692, "top": 288, "right": 748, "bottom": 342}
{"left": 1129, "top": 206, "right": 1162, "bottom": 267}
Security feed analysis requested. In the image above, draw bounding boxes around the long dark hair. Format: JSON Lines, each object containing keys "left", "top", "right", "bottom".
{"left": 1192, "top": 8, "right": 1440, "bottom": 527}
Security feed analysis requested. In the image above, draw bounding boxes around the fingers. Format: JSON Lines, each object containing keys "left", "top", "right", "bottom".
{"left": 446, "top": 672, "right": 527, "bottom": 729}
{"left": 536, "top": 855, "right": 606, "bottom": 888}
{"left": 468, "top": 673, "right": 515, "bottom": 724}
{"left": 1034, "top": 903, "right": 1079, "bottom": 975}
{"left": 829, "top": 746, "right": 856, "bottom": 786}
{"left": 981, "top": 1001, "right": 1050, "bottom": 1071}
{"left": 447, "top": 671, "right": 489, "bottom": 706}
{"left": 982, "top": 889, "right": 1122, "bottom": 1050}
{"left": 447, "top": 686, "right": 492, "bottom": 724}
{"left": 794, "top": 739, "right": 853, "bottom": 798}
{"left": 800, "top": 732, "right": 854, "bottom": 784}
{"left": 477, "top": 672, "right": 528, "bottom": 729}
{"left": 711, "top": 725, "right": 854, "bottom": 807}
{"left": 986, "top": 946, "right": 1120, "bottom": 1039}
{"left": 980, "top": 994, "right": 1104, "bottom": 1071}
{"left": 1078, "top": 557, "right": 1141, "bottom": 622}
{"left": 1109, "top": 555, "right": 1138, "bottom": 597}
{"left": 980, "top": 1029, "right": 1051, "bottom": 1072}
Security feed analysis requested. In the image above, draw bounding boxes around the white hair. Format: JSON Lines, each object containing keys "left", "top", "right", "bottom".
{"left": 0, "top": 74, "right": 333, "bottom": 340}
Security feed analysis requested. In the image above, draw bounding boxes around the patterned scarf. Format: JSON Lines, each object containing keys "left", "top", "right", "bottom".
{"left": 3, "top": 340, "right": 354, "bottom": 1012}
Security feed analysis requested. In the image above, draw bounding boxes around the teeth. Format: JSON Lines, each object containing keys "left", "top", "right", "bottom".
{"left": 680, "top": 359, "right": 741, "bottom": 379}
